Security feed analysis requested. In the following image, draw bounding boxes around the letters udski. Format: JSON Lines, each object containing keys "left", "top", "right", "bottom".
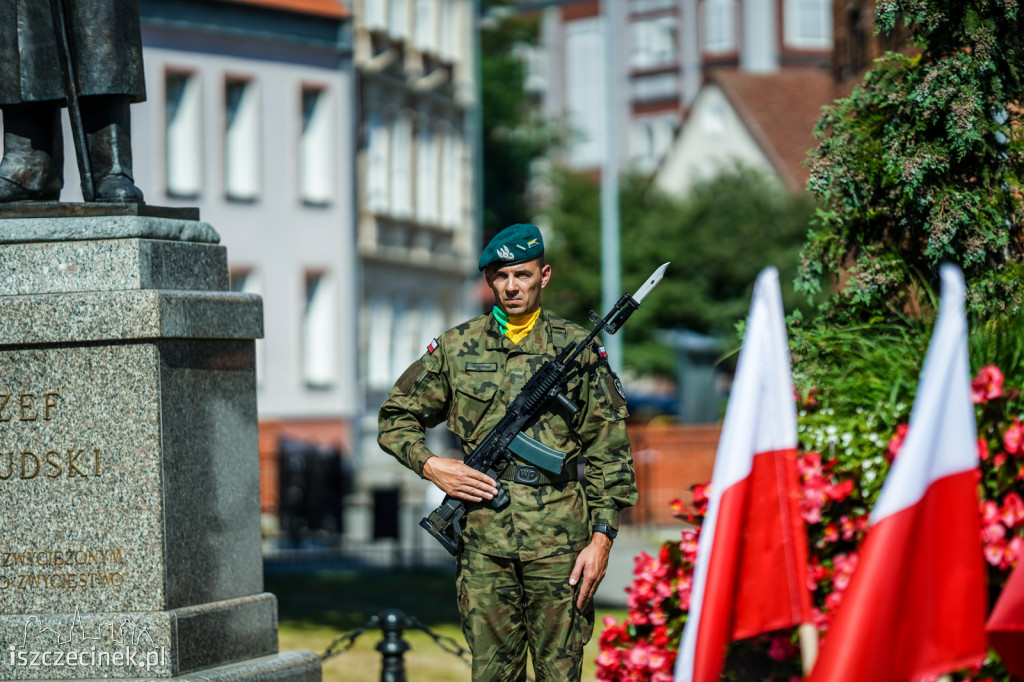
{"left": 0, "top": 390, "right": 105, "bottom": 480}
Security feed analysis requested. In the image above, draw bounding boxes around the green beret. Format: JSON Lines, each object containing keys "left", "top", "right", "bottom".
{"left": 478, "top": 223, "right": 545, "bottom": 270}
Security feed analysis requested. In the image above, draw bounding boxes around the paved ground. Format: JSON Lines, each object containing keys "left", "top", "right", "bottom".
{"left": 594, "top": 525, "right": 686, "bottom": 608}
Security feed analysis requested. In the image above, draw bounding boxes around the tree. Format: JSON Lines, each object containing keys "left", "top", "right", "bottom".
{"left": 798, "top": 0, "right": 1024, "bottom": 322}
{"left": 541, "top": 165, "right": 819, "bottom": 376}
{"left": 479, "top": 3, "right": 560, "bottom": 241}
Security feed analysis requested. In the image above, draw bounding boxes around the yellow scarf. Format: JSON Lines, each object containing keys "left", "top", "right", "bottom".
{"left": 493, "top": 306, "right": 541, "bottom": 344}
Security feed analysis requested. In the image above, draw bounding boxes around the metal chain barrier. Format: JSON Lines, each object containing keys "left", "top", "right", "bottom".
{"left": 321, "top": 613, "right": 381, "bottom": 661}
{"left": 405, "top": 614, "right": 472, "bottom": 666}
{"left": 320, "top": 608, "right": 473, "bottom": 681}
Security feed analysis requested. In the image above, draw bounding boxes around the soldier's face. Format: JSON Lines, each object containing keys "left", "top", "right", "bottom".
{"left": 485, "top": 259, "right": 551, "bottom": 316}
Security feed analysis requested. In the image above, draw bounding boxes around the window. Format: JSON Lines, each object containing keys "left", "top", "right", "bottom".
{"left": 165, "top": 70, "right": 202, "bottom": 197}
{"left": 414, "top": 0, "right": 437, "bottom": 53}
{"left": 630, "top": 17, "right": 677, "bottom": 69}
{"left": 440, "top": 128, "right": 462, "bottom": 228}
{"left": 785, "top": 0, "right": 832, "bottom": 49}
{"left": 630, "top": 115, "right": 676, "bottom": 172}
{"left": 299, "top": 86, "right": 334, "bottom": 205}
{"left": 302, "top": 271, "right": 338, "bottom": 388}
{"left": 416, "top": 121, "right": 439, "bottom": 224}
{"left": 367, "top": 294, "right": 395, "bottom": 391}
{"left": 390, "top": 0, "right": 409, "bottom": 39}
{"left": 565, "top": 18, "right": 605, "bottom": 168}
{"left": 366, "top": 0, "right": 388, "bottom": 30}
{"left": 366, "top": 112, "right": 390, "bottom": 213}
{"left": 390, "top": 112, "right": 413, "bottom": 218}
{"left": 224, "top": 77, "right": 260, "bottom": 200}
{"left": 439, "top": 0, "right": 460, "bottom": 62}
{"left": 702, "top": 0, "right": 736, "bottom": 53}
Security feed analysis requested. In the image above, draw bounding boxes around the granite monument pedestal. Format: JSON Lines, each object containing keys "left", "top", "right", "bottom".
{"left": 0, "top": 210, "right": 320, "bottom": 681}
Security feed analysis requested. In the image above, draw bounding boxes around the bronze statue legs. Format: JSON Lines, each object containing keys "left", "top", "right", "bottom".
{"left": 0, "top": 95, "right": 143, "bottom": 203}
{"left": 0, "top": 102, "right": 64, "bottom": 201}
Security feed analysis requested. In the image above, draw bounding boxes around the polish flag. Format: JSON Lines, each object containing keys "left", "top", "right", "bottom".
{"left": 987, "top": 557, "right": 1024, "bottom": 677}
{"left": 807, "top": 265, "right": 987, "bottom": 682}
{"left": 674, "top": 267, "right": 812, "bottom": 682}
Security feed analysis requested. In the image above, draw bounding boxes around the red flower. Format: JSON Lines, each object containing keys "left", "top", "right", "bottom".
{"left": 1002, "top": 492, "right": 1024, "bottom": 528}
{"left": 826, "top": 478, "right": 855, "bottom": 502}
{"left": 977, "top": 437, "right": 990, "bottom": 461}
{"left": 669, "top": 498, "right": 684, "bottom": 517}
{"left": 971, "top": 365, "right": 1004, "bottom": 403}
{"left": 691, "top": 482, "right": 710, "bottom": 511}
{"left": 1004, "top": 417, "right": 1023, "bottom": 456}
{"left": 887, "top": 423, "right": 909, "bottom": 464}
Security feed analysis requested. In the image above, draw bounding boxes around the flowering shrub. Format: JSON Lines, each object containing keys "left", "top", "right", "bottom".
{"left": 597, "top": 365, "right": 1024, "bottom": 681}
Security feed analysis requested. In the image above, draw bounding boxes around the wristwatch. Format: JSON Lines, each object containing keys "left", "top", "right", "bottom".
{"left": 592, "top": 525, "right": 617, "bottom": 540}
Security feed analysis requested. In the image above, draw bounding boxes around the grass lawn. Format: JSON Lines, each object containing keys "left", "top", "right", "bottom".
{"left": 267, "top": 566, "right": 626, "bottom": 682}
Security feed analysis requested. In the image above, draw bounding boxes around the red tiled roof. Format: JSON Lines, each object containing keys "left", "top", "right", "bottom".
{"left": 709, "top": 69, "right": 835, "bottom": 193}
{"left": 216, "top": 0, "right": 349, "bottom": 19}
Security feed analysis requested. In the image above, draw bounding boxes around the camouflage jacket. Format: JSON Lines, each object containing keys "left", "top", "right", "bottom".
{"left": 378, "top": 309, "right": 637, "bottom": 561}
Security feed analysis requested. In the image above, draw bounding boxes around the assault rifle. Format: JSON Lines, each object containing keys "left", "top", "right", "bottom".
{"left": 419, "top": 263, "right": 669, "bottom": 555}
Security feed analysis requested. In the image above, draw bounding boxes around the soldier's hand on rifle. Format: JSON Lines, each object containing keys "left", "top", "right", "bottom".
{"left": 423, "top": 456, "right": 499, "bottom": 503}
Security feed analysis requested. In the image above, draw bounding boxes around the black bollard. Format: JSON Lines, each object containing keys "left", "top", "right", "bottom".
{"left": 376, "top": 608, "right": 411, "bottom": 682}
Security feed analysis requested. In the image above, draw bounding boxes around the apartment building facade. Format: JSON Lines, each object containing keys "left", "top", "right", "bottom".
{"left": 348, "top": 0, "right": 481, "bottom": 552}
{"left": 524, "top": 0, "right": 832, "bottom": 174}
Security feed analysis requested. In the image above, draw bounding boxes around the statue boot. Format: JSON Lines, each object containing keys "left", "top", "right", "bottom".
{"left": 0, "top": 103, "right": 64, "bottom": 202}
{"left": 83, "top": 96, "right": 144, "bottom": 203}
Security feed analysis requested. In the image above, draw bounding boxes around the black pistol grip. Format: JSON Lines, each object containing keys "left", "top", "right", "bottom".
{"left": 491, "top": 479, "right": 510, "bottom": 510}
{"left": 419, "top": 517, "right": 460, "bottom": 555}
{"left": 420, "top": 499, "right": 466, "bottom": 556}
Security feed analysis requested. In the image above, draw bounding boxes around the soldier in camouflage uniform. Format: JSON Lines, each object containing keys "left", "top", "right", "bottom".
{"left": 378, "top": 223, "right": 637, "bottom": 681}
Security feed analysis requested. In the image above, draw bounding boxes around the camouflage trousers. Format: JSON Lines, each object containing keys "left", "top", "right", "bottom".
{"left": 456, "top": 549, "right": 595, "bottom": 682}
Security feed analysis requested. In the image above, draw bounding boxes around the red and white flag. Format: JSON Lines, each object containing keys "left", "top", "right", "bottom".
{"left": 807, "top": 265, "right": 987, "bottom": 682}
{"left": 987, "top": 555, "right": 1024, "bottom": 677}
{"left": 674, "top": 267, "right": 812, "bottom": 682}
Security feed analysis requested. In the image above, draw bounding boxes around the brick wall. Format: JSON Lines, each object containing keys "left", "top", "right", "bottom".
{"left": 623, "top": 422, "right": 721, "bottom": 527}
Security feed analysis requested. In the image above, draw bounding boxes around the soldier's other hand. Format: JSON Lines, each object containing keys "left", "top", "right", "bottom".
{"left": 570, "top": 533, "right": 612, "bottom": 610}
{"left": 422, "top": 456, "right": 498, "bottom": 502}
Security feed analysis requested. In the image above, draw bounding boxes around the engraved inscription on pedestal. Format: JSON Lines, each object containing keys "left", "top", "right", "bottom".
{"left": 0, "top": 344, "right": 164, "bottom": 615}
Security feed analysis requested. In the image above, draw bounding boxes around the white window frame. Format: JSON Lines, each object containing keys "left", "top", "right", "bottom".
{"left": 784, "top": 0, "right": 832, "bottom": 49}
{"left": 390, "top": 112, "right": 413, "bottom": 218}
{"left": 164, "top": 69, "right": 203, "bottom": 198}
{"left": 440, "top": 127, "right": 462, "bottom": 228}
{"left": 390, "top": 0, "right": 409, "bottom": 40}
{"left": 302, "top": 270, "right": 339, "bottom": 388}
{"left": 224, "top": 76, "right": 261, "bottom": 201}
{"left": 366, "top": 111, "right": 391, "bottom": 213}
{"left": 367, "top": 293, "right": 396, "bottom": 391}
{"left": 416, "top": 120, "right": 440, "bottom": 225}
{"left": 702, "top": 0, "right": 736, "bottom": 54}
{"left": 414, "top": 0, "right": 437, "bottom": 53}
{"left": 366, "top": 0, "right": 388, "bottom": 30}
{"left": 299, "top": 85, "right": 335, "bottom": 206}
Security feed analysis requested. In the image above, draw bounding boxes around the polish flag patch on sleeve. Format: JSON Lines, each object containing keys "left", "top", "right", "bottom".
{"left": 597, "top": 345, "right": 608, "bottom": 359}
{"left": 427, "top": 338, "right": 440, "bottom": 354}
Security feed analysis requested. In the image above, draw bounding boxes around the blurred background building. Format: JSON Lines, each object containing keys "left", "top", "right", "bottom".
{"left": 0, "top": 0, "right": 907, "bottom": 567}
